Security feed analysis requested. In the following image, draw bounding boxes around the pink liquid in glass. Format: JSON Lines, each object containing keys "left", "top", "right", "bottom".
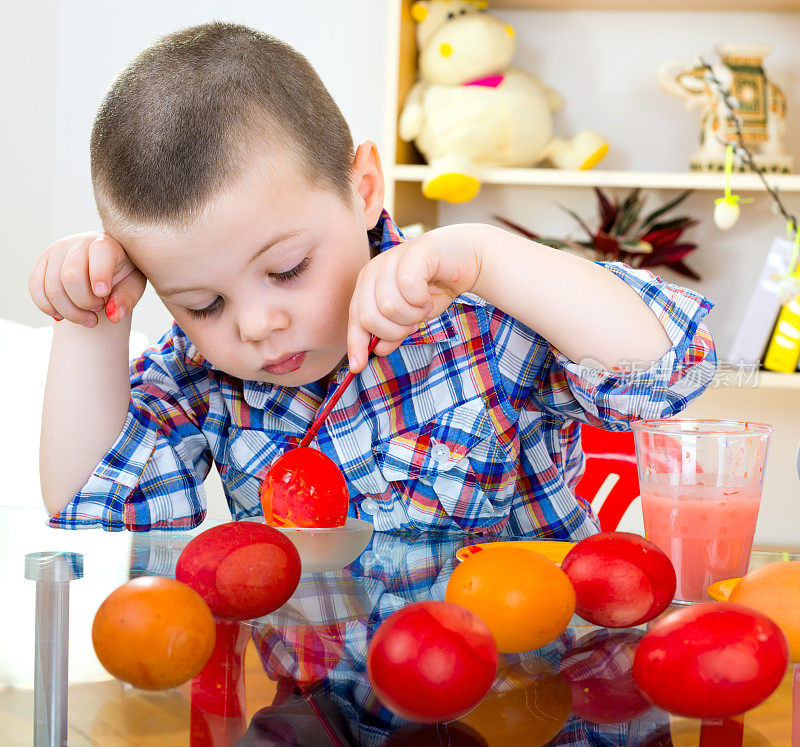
{"left": 641, "top": 484, "right": 761, "bottom": 602}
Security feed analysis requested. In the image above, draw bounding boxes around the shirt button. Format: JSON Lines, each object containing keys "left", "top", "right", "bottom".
{"left": 359, "top": 551, "right": 376, "bottom": 567}
{"left": 361, "top": 498, "right": 379, "bottom": 515}
{"left": 431, "top": 443, "right": 451, "bottom": 462}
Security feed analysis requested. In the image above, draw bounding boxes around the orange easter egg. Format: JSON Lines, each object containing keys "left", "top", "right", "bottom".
{"left": 446, "top": 546, "right": 575, "bottom": 653}
{"left": 92, "top": 576, "right": 215, "bottom": 690}
{"left": 729, "top": 560, "right": 800, "bottom": 661}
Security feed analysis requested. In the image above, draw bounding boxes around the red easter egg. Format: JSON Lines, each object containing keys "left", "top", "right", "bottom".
{"left": 561, "top": 532, "right": 676, "bottom": 627}
{"left": 559, "top": 629, "right": 651, "bottom": 724}
{"left": 633, "top": 602, "right": 789, "bottom": 718}
{"left": 176, "top": 522, "right": 301, "bottom": 620}
{"left": 260, "top": 447, "right": 349, "bottom": 528}
{"left": 367, "top": 601, "right": 498, "bottom": 723}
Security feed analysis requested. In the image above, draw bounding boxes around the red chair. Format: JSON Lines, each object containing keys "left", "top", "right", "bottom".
{"left": 575, "top": 424, "right": 641, "bottom": 532}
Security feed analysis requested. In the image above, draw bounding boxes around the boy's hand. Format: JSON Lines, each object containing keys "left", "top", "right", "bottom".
{"left": 347, "top": 225, "right": 482, "bottom": 372}
{"left": 28, "top": 233, "right": 146, "bottom": 327}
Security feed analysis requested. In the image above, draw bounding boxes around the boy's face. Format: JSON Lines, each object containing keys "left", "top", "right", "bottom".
{"left": 112, "top": 145, "right": 382, "bottom": 387}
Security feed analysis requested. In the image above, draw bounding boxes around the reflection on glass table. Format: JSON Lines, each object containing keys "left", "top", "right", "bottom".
{"left": 2, "top": 507, "right": 798, "bottom": 746}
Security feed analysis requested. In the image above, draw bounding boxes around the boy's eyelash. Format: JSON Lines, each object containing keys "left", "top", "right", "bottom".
{"left": 270, "top": 257, "right": 311, "bottom": 283}
{"left": 186, "top": 296, "right": 223, "bottom": 319}
{"left": 184, "top": 257, "right": 310, "bottom": 319}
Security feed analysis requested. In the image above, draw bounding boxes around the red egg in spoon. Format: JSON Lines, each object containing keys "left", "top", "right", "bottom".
{"left": 260, "top": 447, "right": 349, "bottom": 528}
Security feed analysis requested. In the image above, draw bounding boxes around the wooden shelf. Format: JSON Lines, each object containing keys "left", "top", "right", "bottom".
{"left": 490, "top": 0, "right": 800, "bottom": 10}
{"left": 390, "top": 164, "right": 800, "bottom": 193}
{"left": 714, "top": 369, "right": 800, "bottom": 390}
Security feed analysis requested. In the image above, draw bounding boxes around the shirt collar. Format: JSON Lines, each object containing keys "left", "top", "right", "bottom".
{"left": 240, "top": 378, "right": 323, "bottom": 421}
{"left": 369, "top": 210, "right": 457, "bottom": 346}
{"left": 184, "top": 339, "right": 209, "bottom": 369}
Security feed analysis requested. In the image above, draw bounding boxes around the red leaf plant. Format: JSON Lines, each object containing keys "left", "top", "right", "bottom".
{"left": 495, "top": 188, "right": 701, "bottom": 280}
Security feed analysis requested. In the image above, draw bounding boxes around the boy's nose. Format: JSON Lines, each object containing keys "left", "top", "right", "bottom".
{"left": 237, "top": 304, "right": 290, "bottom": 343}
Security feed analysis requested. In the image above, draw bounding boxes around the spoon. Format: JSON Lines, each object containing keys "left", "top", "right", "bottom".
{"left": 260, "top": 336, "right": 380, "bottom": 534}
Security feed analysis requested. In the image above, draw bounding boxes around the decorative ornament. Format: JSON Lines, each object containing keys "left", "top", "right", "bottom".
{"left": 658, "top": 44, "right": 792, "bottom": 174}
{"left": 714, "top": 145, "right": 753, "bottom": 230}
{"left": 777, "top": 275, "right": 800, "bottom": 305}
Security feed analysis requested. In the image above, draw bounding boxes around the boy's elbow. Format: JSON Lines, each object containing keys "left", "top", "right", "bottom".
{"left": 41, "top": 489, "right": 71, "bottom": 518}
{"left": 39, "top": 473, "right": 76, "bottom": 518}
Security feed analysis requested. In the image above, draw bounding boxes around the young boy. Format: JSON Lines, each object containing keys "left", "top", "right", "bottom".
{"left": 29, "top": 22, "right": 716, "bottom": 537}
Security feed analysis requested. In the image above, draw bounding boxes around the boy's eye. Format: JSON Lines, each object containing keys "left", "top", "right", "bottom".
{"left": 186, "top": 296, "right": 224, "bottom": 319}
{"left": 270, "top": 257, "right": 311, "bottom": 283}
{"left": 182, "top": 257, "right": 310, "bottom": 319}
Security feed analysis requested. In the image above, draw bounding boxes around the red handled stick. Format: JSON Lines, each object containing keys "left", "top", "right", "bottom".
{"left": 298, "top": 335, "right": 379, "bottom": 448}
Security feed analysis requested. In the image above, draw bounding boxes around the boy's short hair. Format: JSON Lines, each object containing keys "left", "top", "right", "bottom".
{"left": 91, "top": 22, "right": 355, "bottom": 228}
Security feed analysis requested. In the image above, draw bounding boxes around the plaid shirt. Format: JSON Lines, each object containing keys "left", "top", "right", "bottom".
{"left": 49, "top": 210, "right": 716, "bottom": 535}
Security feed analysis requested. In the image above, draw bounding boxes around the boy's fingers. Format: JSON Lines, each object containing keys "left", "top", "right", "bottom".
{"left": 374, "top": 264, "right": 427, "bottom": 326}
{"left": 357, "top": 291, "right": 417, "bottom": 343}
{"left": 347, "top": 320, "right": 372, "bottom": 373}
{"left": 372, "top": 338, "right": 405, "bottom": 358}
{"left": 88, "top": 237, "right": 121, "bottom": 297}
{"left": 347, "top": 277, "right": 372, "bottom": 372}
{"left": 28, "top": 254, "right": 61, "bottom": 319}
{"left": 88, "top": 235, "right": 146, "bottom": 322}
{"left": 396, "top": 249, "right": 434, "bottom": 308}
{"left": 44, "top": 255, "right": 97, "bottom": 326}
{"left": 104, "top": 269, "right": 147, "bottom": 323}
{"left": 350, "top": 268, "right": 416, "bottom": 357}
{"left": 61, "top": 241, "right": 104, "bottom": 311}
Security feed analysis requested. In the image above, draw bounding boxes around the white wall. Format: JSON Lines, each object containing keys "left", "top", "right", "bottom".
{"left": 2, "top": 0, "right": 387, "bottom": 343}
{"left": 0, "top": 0, "right": 59, "bottom": 331}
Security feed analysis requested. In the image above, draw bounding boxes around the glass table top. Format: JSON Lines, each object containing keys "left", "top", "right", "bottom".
{"left": 2, "top": 506, "right": 797, "bottom": 746}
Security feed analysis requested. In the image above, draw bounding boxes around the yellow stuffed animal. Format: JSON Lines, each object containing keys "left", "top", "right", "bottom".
{"left": 400, "top": 0, "right": 608, "bottom": 203}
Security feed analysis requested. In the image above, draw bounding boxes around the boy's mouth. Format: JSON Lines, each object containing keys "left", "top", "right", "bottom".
{"left": 262, "top": 352, "right": 306, "bottom": 375}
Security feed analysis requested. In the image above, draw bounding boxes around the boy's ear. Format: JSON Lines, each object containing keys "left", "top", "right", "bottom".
{"left": 351, "top": 141, "right": 385, "bottom": 230}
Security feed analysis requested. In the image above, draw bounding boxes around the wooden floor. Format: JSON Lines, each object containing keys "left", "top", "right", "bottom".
{"left": 0, "top": 640, "right": 277, "bottom": 746}
{"left": 669, "top": 671, "right": 795, "bottom": 746}
{"left": 1, "top": 644, "right": 795, "bottom": 745}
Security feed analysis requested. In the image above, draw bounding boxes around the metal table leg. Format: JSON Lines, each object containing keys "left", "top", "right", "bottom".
{"left": 25, "top": 551, "right": 84, "bottom": 747}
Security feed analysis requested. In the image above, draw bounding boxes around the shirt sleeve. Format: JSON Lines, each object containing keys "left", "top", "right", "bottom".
{"left": 48, "top": 324, "right": 214, "bottom": 531}
{"left": 488, "top": 261, "right": 717, "bottom": 429}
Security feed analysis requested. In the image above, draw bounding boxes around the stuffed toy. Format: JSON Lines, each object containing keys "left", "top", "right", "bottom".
{"left": 399, "top": 0, "right": 608, "bottom": 203}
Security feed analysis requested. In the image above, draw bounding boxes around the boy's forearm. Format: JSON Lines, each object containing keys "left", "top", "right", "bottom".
{"left": 40, "top": 315, "right": 132, "bottom": 516}
{"left": 470, "top": 224, "right": 671, "bottom": 370}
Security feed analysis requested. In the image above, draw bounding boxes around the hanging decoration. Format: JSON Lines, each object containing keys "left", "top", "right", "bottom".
{"left": 700, "top": 58, "right": 800, "bottom": 289}
{"left": 713, "top": 145, "right": 753, "bottom": 230}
